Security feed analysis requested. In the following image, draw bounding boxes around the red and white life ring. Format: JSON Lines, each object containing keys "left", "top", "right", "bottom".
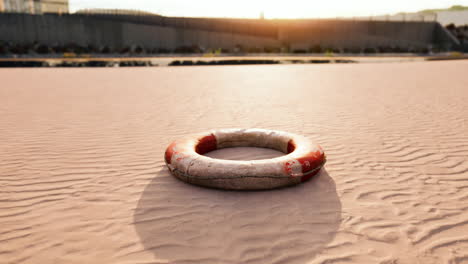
{"left": 164, "top": 128, "right": 326, "bottom": 190}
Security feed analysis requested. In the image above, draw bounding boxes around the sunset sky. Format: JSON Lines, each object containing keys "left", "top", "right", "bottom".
{"left": 70, "top": 0, "right": 468, "bottom": 18}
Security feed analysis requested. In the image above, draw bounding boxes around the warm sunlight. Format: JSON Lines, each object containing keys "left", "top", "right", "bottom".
{"left": 70, "top": 0, "right": 468, "bottom": 18}
{"left": 2, "top": 0, "right": 468, "bottom": 263}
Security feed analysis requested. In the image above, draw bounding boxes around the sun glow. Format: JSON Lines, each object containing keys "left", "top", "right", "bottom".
{"left": 70, "top": 0, "right": 468, "bottom": 19}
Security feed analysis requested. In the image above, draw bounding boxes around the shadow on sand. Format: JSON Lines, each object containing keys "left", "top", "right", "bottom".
{"left": 134, "top": 168, "right": 342, "bottom": 264}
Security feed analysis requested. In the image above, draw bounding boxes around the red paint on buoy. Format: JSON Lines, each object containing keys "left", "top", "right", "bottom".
{"left": 195, "top": 134, "right": 217, "bottom": 154}
{"left": 165, "top": 142, "right": 177, "bottom": 164}
{"left": 297, "top": 150, "right": 325, "bottom": 173}
{"left": 284, "top": 161, "right": 294, "bottom": 175}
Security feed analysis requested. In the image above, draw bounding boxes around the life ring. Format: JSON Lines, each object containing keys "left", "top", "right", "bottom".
{"left": 164, "top": 128, "right": 326, "bottom": 190}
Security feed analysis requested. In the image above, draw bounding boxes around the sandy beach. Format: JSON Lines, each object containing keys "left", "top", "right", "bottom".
{"left": 1, "top": 61, "right": 467, "bottom": 264}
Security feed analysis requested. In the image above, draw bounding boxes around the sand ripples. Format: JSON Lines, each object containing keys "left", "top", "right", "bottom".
{"left": 1, "top": 61, "right": 468, "bottom": 263}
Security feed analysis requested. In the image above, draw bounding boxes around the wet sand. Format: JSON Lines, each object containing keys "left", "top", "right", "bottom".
{"left": 1, "top": 61, "right": 468, "bottom": 264}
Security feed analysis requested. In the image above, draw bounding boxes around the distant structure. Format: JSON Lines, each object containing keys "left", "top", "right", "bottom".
{"left": 366, "top": 12, "right": 436, "bottom": 23}
{"left": 40, "top": 0, "right": 68, "bottom": 14}
{"left": 75, "top": 8, "right": 157, "bottom": 16}
{"left": 0, "top": 12, "right": 461, "bottom": 54}
{"left": 0, "top": 0, "right": 33, "bottom": 13}
{"left": 0, "top": 0, "right": 68, "bottom": 14}
{"left": 366, "top": 5, "right": 468, "bottom": 26}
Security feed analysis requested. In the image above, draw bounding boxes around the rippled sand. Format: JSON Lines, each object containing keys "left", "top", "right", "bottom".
{"left": 1, "top": 61, "right": 467, "bottom": 264}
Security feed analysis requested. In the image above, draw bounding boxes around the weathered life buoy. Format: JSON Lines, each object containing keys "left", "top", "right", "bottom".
{"left": 164, "top": 128, "right": 326, "bottom": 190}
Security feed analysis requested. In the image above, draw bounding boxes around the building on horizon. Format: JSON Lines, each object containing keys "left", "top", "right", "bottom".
{"left": 40, "top": 0, "right": 69, "bottom": 14}
{"left": 0, "top": 0, "right": 33, "bottom": 13}
{"left": 0, "top": 0, "right": 68, "bottom": 14}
